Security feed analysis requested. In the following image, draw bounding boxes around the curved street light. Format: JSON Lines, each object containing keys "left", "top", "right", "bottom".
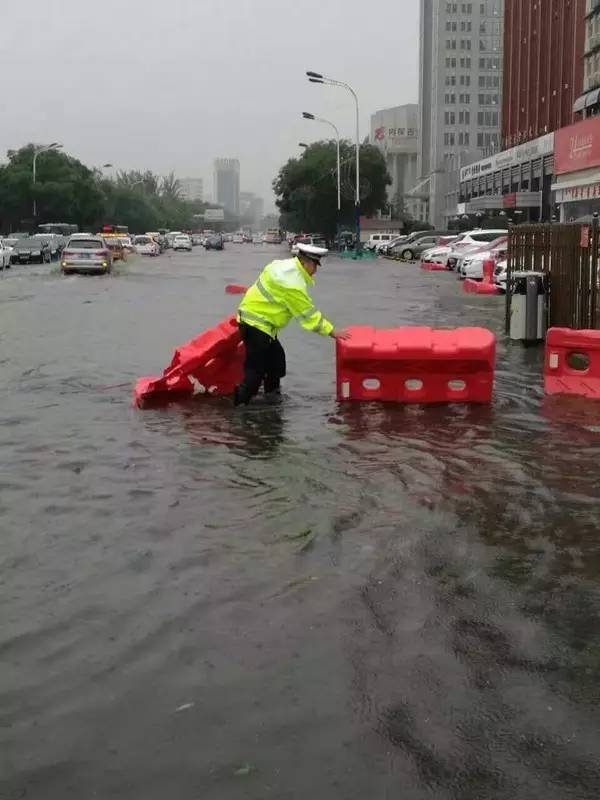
{"left": 302, "top": 112, "right": 341, "bottom": 213}
{"left": 307, "top": 70, "right": 360, "bottom": 245}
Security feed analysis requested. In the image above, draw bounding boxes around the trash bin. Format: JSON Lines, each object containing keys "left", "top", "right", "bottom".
{"left": 509, "top": 271, "right": 547, "bottom": 342}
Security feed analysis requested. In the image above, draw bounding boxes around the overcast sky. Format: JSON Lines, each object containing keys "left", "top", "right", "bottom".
{"left": 2, "top": 0, "right": 418, "bottom": 211}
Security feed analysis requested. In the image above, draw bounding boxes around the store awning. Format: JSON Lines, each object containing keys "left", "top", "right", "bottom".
{"left": 586, "top": 88, "right": 600, "bottom": 108}
{"left": 574, "top": 89, "right": 600, "bottom": 113}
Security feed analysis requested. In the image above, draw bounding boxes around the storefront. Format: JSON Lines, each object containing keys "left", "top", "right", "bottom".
{"left": 553, "top": 115, "right": 600, "bottom": 221}
{"left": 458, "top": 132, "right": 555, "bottom": 222}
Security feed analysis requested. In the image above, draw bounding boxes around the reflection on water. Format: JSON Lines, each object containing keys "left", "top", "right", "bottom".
{"left": 1, "top": 255, "right": 600, "bottom": 799}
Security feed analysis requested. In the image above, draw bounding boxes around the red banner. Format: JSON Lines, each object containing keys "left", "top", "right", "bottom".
{"left": 554, "top": 116, "right": 600, "bottom": 175}
{"left": 581, "top": 225, "right": 590, "bottom": 248}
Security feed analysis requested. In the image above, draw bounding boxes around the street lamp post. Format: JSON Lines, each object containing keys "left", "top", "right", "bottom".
{"left": 302, "top": 112, "right": 341, "bottom": 213}
{"left": 32, "top": 142, "right": 62, "bottom": 219}
{"left": 307, "top": 71, "right": 360, "bottom": 249}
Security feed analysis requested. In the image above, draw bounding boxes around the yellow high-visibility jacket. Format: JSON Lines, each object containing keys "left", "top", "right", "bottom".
{"left": 237, "top": 257, "right": 334, "bottom": 338}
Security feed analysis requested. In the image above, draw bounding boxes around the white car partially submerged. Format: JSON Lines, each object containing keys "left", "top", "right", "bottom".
{"left": 173, "top": 234, "right": 192, "bottom": 251}
{"left": 134, "top": 235, "right": 160, "bottom": 256}
{"left": 459, "top": 236, "right": 508, "bottom": 280}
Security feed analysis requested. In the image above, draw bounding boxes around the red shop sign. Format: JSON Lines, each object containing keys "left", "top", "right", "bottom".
{"left": 581, "top": 225, "right": 590, "bottom": 248}
{"left": 554, "top": 116, "right": 600, "bottom": 174}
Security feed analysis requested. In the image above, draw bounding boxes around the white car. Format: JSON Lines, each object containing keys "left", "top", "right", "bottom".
{"left": 232, "top": 233, "right": 244, "bottom": 243}
{"left": 134, "top": 235, "right": 160, "bottom": 256}
{"left": 420, "top": 245, "right": 454, "bottom": 268}
{"left": 459, "top": 237, "right": 508, "bottom": 280}
{"left": 173, "top": 234, "right": 192, "bottom": 251}
{"left": 493, "top": 259, "right": 507, "bottom": 292}
{"left": 0, "top": 239, "right": 13, "bottom": 269}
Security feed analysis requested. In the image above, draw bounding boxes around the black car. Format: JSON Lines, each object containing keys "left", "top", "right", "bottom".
{"left": 10, "top": 237, "right": 52, "bottom": 264}
{"left": 204, "top": 235, "right": 224, "bottom": 251}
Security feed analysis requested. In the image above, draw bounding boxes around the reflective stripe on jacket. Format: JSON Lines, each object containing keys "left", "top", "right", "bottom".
{"left": 237, "top": 257, "right": 334, "bottom": 338}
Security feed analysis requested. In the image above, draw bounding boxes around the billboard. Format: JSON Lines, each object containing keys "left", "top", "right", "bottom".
{"left": 204, "top": 208, "right": 225, "bottom": 222}
{"left": 554, "top": 116, "right": 600, "bottom": 175}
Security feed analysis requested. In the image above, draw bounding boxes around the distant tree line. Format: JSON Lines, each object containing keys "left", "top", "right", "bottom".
{"left": 0, "top": 144, "right": 211, "bottom": 234}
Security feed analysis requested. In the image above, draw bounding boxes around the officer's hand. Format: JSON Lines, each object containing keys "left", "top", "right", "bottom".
{"left": 331, "top": 328, "right": 351, "bottom": 341}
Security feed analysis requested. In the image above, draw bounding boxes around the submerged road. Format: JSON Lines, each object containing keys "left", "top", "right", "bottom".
{"left": 1, "top": 245, "right": 600, "bottom": 799}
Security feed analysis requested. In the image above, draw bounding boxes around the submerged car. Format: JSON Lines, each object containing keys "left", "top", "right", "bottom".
{"left": 173, "top": 234, "right": 193, "bottom": 251}
{"left": 61, "top": 236, "right": 112, "bottom": 275}
{"left": 10, "top": 237, "right": 52, "bottom": 264}
{"left": 134, "top": 235, "right": 160, "bottom": 256}
{"left": 459, "top": 236, "right": 508, "bottom": 280}
{"left": 106, "top": 238, "right": 127, "bottom": 262}
{"left": 204, "top": 234, "right": 224, "bottom": 250}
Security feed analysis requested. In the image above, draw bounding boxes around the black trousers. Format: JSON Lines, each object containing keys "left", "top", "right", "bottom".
{"left": 235, "top": 323, "right": 286, "bottom": 404}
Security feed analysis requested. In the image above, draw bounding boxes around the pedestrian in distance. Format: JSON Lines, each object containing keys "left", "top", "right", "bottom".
{"left": 233, "top": 243, "right": 350, "bottom": 406}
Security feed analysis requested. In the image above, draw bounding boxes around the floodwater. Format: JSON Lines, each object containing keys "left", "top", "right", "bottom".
{"left": 1, "top": 247, "right": 600, "bottom": 800}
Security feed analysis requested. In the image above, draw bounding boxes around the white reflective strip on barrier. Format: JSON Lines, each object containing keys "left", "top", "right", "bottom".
{"left": 549, "top": 353, "right": 559, "bottom": 370}
{"left": 341, "top": 381, "right": 350, "bottom": 399}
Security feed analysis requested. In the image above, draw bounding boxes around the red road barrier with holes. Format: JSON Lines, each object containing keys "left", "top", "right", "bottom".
{"left": 336, "top": 326, "right": 495, "bottom": 403}
{"left": 544, "top": 327, "right": 600, "bottom": 399}
{"left": 133, "top": 316, "right": 244, "bottom": 407}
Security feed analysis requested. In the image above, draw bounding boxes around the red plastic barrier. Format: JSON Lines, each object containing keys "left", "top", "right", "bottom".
{"left": 133, "top": 316, "right": 244, "bottom": 407}
{"left": 336, "top": 326, "right": 495, "bottom": 403}
{"left": 225, "top": 284, "right": 247, "bottom": 294}
{"left": 463, "top": 278, "right": 499, "bottom": 294}
{"left": 421, "top": 261, "right": 447, "bottom": 271}
{"left": 462, "top": 260, "right": 500, "bottom": 294}
{"left": 544, "top": 327, "right": 600, "bottom": 399}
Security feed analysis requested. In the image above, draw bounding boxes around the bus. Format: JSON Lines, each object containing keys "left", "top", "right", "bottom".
{"left": 38, "top": 223, "right": 78, "bottom": 237}
{"left": 99, "top": 224, "right": 129, "bottom": 237}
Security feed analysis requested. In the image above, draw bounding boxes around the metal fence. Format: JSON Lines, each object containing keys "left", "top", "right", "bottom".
{"left": 506, "top": 224, "right": 600, "bottom": 332}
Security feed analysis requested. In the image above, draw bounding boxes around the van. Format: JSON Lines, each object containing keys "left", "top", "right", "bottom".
{"left": 365, "top": 232, "right": 396, "bottom": 251}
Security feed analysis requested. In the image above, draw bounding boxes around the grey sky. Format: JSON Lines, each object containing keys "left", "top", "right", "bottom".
{"left": 2, "top": 0, "right": 418, "bottom": 211}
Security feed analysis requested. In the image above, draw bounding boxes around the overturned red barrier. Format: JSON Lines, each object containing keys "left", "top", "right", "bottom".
{"left": 463, "top": 278, "right": 499, "bottom": 294}
{"left": 336, "top": 326, "right": 495, "bottom": 403}
{"left": 421, "top": 260, "right": 447, "bottom": 271}
{"left": 544, "top": 327, "right": 600, "bottom": 399}
{"left": 225, "top": 284, "right": 247, "bottom": 295}
{"left": 133, "top": 316, "right": 244, "bottom": 407}
{"left": 462, "top": 260, "right": 500, "bottom": 295}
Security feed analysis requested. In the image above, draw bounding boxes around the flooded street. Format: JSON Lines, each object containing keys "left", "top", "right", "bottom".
{"left": 2, "top": 246, "right": 600, "bottom": 799}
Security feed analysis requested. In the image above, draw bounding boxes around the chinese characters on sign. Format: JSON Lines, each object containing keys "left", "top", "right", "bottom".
{"left": 555, "top": 182, "right": 600, "bottom": 203}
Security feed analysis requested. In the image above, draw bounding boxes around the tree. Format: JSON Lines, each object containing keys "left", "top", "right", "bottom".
{"left": 0, "top": 145, "right": 104, "bottom": 231}
{"left": 273, "top": 140, "right": 391, "bottom": 239}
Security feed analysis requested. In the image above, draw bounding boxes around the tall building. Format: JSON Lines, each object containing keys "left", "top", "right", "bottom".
{"left": 370, "top": 105, "right": 427, "bottom": 221}
{"left": 239, "top": 191, "right": 265, "bottom": 228}
{"left": 503, "top": 0, "right": 585, "bottom": 149}
{"left": 179, "top": 178, "right": 204, "bottom": 203}
{"left": 213, "top": 158, "right": 240, "bottom": 215}
{"left": 576, "top": 0, "right": 600, "bottom": 116}
{"left": 418, "top": 0, "right": 504, "bottom": 227}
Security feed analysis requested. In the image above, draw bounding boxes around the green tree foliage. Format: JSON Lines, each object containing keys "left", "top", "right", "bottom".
{"left": 0, "top": 145, "right": 210, "bottom": 234}
{"left": 273, "top": 140, "right": 391, "bottom": 238}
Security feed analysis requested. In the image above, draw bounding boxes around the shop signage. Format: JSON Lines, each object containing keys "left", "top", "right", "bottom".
{"left": 460, "top": 132, "right": 554, "bottom": 183}
{"left": 554, "top": 181, "right": 600, "bottom": 203}
{"left": 554, "top": 116, "right": 600, "bottom": 174}
{"left": 580, "top": 225, "right": 590, "bottom": 248}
